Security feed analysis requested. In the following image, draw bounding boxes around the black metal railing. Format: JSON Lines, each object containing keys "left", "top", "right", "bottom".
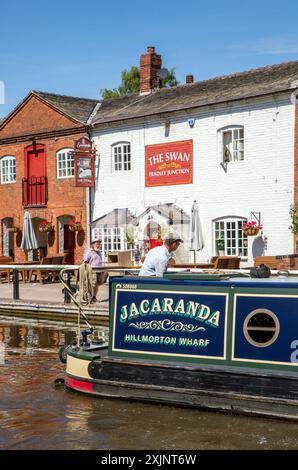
{"left": 22, "top": 176, "right": 48, "bottom": 207}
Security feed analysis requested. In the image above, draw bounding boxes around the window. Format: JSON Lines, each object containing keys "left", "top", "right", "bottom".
{"left": 243, "top": 309, "right": 280, "bottom": 348}
{"left": 112, "top": 143, "right": 131, "bottom": 172}
{"left": 219, "top": 126, "right": 244, "bottom": 162}
{"left": 0, "top": 156, "right": 16, "bottom": 183}
{"left": 56, "top": 148, "right": 74, "bottom": 179}
{"left": 101, "top": 227, "right": 124, "bottom": 260}
{"left": 214, "top": 217, "right": 248, "bottom": 257}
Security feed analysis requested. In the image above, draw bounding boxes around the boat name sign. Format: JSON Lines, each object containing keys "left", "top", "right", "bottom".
{"left": 110, "top": 282, "right": 228, "bottom": 362}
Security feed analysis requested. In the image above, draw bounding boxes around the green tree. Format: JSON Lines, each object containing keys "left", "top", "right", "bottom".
{"left": 290, "top": 203, "right": 298, "bottom": 235}
{"left": 101, "top": 66, "right": 179, "bottom": 99}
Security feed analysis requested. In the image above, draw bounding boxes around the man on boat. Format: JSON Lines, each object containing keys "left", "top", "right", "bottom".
{"left": 139, "top": 232, "right": 183, "bottom": 277}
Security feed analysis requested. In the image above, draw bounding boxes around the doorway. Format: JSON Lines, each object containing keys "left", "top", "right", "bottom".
{"left": 58, "top": 215, "right": 75, "bottom": 264}
{"left": 24, "top": 144, "right": 46, "bottom": 206}
{"left": 1, "top": 217, "right": 14, "bottom": 258}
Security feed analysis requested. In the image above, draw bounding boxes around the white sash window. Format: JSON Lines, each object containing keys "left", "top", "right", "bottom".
{"left": 218, "top": 126, "right": 244, "bottom": 163}
{"left": 0, "top": 156, "right": 16, "bottom": 184}
{"left": 56, "top": 148, "right": 74, "bottom": 179}
{"left": 112, "top": 143, "right": 131, "bottom": 172}
{"left": 214, "top": 217, "right": 248, "bottom": 257}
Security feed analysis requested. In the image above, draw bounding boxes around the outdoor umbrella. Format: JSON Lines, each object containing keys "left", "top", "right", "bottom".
{"left": 21, "top": 211, "right": 39, "bottom": 251}
{"left": 188, "top": 200, "right": 204, "bottom": 263}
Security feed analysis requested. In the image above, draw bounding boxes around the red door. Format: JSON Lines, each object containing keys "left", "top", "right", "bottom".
{"left": 24, "top": 144, "right": 46, "bottom": 206}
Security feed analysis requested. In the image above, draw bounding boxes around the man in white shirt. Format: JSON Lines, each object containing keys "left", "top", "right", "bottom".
{"left": 139, "top": 232, "right": 183, "bottom": 277}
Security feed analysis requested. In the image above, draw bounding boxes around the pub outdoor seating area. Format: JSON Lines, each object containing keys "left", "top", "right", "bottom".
{"left": 0, "top": 254, "right": 66, "bottom": 284}
{"left": 1, "top": 251, "right": 295, "bottom": 288}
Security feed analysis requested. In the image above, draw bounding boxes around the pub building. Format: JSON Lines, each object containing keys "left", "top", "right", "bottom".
{"left": 1, "top": 47, "right": 298, "bottom": 268}
{"left": 89, "top": 47, "right": 298, "bottom": 267}
{"left": 0, "top": 91, "right": 98, "bottom": 263}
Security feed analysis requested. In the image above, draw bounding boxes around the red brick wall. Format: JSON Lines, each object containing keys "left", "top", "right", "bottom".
{"left": 0, "top": 98, "right": 89, "bottom": 263}
{"left": 0, "top": 95, "right": 80, "bottom": 137}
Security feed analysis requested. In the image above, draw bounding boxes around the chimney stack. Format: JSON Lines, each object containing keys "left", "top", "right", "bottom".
{"left": 186, "top": 75, "right": 194, "bottom": 84}
{"left": 140, "top": 46, "right": 162, "bottom": 94}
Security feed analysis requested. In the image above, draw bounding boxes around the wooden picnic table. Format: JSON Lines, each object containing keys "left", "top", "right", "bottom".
{"left": 7, "top": 261, "right": 37, "bottom": 283}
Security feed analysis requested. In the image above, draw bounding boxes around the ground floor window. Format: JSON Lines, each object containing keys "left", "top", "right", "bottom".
{"left": 101, "top": 227, "right": 124, "bottom": 260}
{"left": 214, "top": 217, "right": 248, "bottom": 257}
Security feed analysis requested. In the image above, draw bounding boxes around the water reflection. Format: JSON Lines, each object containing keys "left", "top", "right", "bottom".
{"left": 0, "top": 317, "right": 298, "bottom": 450}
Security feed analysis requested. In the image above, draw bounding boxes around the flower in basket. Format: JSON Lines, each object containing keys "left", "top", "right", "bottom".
{"left": 67, "top": 219, "right": 83, "bottom": 232}
{"left": 39, "top": 220, "right": 54, "bottom": 233}
{"left": 241, "top": 221, "right": 263, "bottom": 236}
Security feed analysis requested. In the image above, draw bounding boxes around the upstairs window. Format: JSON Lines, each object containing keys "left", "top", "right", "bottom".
{"left": 0, "top": 156, "right": 16, "bottom": 184}
{"left": 219, "top": 126, "right": 244, "bottom": 163}
{"left": 112, "top": 143, "right": 131, "bottom": 172}
{"left": 56, "top": 148, "right": 74, "bottom": 179}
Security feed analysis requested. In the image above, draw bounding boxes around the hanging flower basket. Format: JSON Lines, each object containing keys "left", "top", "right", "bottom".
{"left": 39, "top": 220, "right": 54, "bottom": 233}
{"left": 67, "top": 220, "right": 83, "bottom": 232}
{"left": 244, "top": 227, "right": 260, "bottom": 236}
{"left": 241, "top": 221, "right": 263, "bottom": 237}
{"left": 7, "top": 226, "right": 18, "bottom": 233}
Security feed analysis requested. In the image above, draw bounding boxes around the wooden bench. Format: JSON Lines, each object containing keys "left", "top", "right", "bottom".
{"left": 0, "top": 256, "right": 13, "bottom": 283}
{"left": 254, "top": 256, "right": 278, "bottom": 269}
{"left": 28, "top": 257, "right": 53, "bottom": 283}
{"left": 28, "top": 254, "right": 66, "bottom": 283}
{"left": 214, "top": 256, "right": 241, "bottom": 269}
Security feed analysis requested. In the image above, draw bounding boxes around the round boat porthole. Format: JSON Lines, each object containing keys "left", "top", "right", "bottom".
{"left": 243, "top": 309, "right": 280, "bottom": 348}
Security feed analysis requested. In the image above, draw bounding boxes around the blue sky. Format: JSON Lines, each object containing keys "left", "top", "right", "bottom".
{"left": 1, "top": 0, "right": 298, "bottom": 117}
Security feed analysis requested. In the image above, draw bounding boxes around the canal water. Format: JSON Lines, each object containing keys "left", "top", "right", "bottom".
{"left": 0, "top": 317, "right": 298, "bottom": 451}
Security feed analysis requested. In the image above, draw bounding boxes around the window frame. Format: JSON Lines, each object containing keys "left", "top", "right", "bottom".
{"left": 56, "top": 147, "right": 75, "bottom": 179}
{"left": 112, "top": 142, "right": 132, "bottom": 173}
{"left": 0, "top": 155, "right": 16, "bottom": 184}
{"left": 213, "top": 216, "right": 248, "bottom": 258}
{"left": 218, "top": 126, "right": 244, "bottom": 163}
{"left": 101, "top": 226, "right": 125, "bottom": 260}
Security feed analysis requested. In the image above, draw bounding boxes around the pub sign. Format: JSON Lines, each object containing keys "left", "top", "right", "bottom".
{"left": 145, "top": 140, "right": 193, "bottom": 187}
{"left": 73, "top": 137, "right": 95, "bottom": 187}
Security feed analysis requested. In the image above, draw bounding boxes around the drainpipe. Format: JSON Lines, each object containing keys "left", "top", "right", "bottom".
{"left": 86, "top": 102, "right": 101, "bottom": 246}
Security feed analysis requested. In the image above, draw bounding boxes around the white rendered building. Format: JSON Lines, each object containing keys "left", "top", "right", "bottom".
{"left": 90, "top": 47, "right": 298, "bottom": 266}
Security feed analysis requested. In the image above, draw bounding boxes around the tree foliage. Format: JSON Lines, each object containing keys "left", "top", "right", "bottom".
{"left": 101, "top": 66, "right": 179, "bottom": 99}
{"left": 290, "top": 203, "right": 298, "bottom": 235}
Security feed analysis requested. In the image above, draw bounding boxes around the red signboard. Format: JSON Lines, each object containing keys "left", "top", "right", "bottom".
{"left": 75, "top": 137, "right": 93, "bottom": 151}
{"left": 74, "top": 153, "right": 95, "bottom": 187}
{"left": 145, "top": 140, "right": 193, "bottom": 187}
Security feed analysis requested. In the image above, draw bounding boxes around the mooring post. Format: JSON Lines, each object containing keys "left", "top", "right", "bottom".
{"left": 12, "top": 269, "right": 19, "bottom": 300}
{"left": 63, "top": 270, "right": 71, "bottom": 304}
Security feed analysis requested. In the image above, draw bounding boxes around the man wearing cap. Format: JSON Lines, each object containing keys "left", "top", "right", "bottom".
{"left": 139, "top": 232, "right": 183, "bottom": 277}
{"left": 84, "top": 239, "right": 107, "bottom": 303}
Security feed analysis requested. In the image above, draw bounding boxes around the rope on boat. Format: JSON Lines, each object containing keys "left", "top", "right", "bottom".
{"left": 59, "top": 267, "right": 93, "bottom": 331}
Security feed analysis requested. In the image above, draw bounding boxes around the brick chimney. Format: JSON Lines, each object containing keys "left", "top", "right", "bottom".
{"left": 140, "top": 46, "right": 162, "bottom": 94}
{"left": 186, "top": 75, "right": 194, "bottom": 84}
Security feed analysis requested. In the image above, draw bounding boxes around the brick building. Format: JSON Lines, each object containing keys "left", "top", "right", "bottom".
{"left": 0, "top": 91, "right": 99, "bottom": 263}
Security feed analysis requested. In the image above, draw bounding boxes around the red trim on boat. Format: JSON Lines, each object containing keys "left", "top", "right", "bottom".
{"left": 65, "top": 376, "right": 94, "bottom": 393}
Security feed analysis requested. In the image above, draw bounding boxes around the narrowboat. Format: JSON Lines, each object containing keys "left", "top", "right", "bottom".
{"left": 62, "top": 271, "right": 298, "bottom": 420}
